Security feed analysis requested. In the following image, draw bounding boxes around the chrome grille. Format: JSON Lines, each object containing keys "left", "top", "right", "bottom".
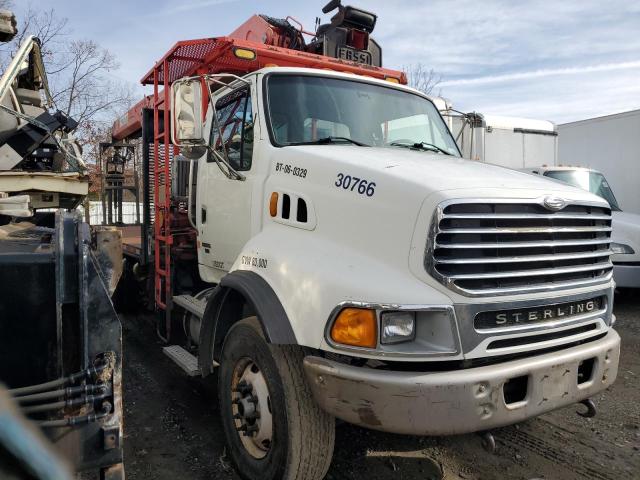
{"left": 426, "top": 200, "right": 614, "bottom": 296}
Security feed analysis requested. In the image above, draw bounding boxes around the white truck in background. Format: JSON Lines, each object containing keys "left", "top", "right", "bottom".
{"left": 524, "top": 165, "right": 640, "bottom": 289}
{"left": 437, "top": 104, "right": 558, "bottom": 168}
{"left": 559, "top": 109, "right": 640, "bottom": 216}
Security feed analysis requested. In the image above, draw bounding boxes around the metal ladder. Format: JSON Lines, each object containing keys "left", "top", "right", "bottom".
{"left": 152, "top": 59, "right": 175, "bottom": 341}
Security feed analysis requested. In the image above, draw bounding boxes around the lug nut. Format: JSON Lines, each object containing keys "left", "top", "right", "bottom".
{"left": 233, "top": 380, "right": 253, "bottom": 395}
{"left": 243, "top": 424, "right": 259, "bottom": 436}
{"left": 245, "top": 411, "right": 261, "bottom": 420}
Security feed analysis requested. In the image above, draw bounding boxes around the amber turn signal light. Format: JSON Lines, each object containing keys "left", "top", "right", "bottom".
{"left": 233, "top": 47, "right": 256, "bottom": 60}
{"left": 269, "top": 192, "right": 278, "bottom": 217}
{"left": 330, "top": 308, "right": 377, "bottom": 348}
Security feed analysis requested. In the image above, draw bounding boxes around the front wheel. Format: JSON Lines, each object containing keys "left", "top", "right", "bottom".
{"left": 218, "top": 317, "right": 335, "bottom": 480}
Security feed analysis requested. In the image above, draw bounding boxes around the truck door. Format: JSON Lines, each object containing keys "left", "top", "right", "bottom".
{"left": 197, "top": 85, "right": 254, "bottom": 272}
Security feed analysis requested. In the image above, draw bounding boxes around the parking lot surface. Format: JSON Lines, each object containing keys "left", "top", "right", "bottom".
{"left": 122, "top": 293, "right": 639, "bottom": 480}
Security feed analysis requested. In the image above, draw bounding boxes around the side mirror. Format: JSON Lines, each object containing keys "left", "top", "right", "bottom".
{"left": 171, "top": 78, "right": 205, "bottom": 147}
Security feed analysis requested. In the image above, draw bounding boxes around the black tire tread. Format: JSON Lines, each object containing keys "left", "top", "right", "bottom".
{"left": 271, "top": 343, "right": 335, "bottom": 480}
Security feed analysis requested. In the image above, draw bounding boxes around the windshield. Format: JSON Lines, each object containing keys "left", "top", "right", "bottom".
{"left": 265, "top": 74, "right": 461, "bottom": 156}
{"left": 544, "top": 170, "right": 621, "bottom": 211}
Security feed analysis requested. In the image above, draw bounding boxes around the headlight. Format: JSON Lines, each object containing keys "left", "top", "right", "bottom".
{"left": 380, "top": 311, "right": 416, "bottom": 344}
{"left": 611, "top": 242, "right": 635, "bottom": 255}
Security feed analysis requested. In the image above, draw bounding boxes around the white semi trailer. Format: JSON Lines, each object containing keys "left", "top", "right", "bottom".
{"left": 438, "top": 107, "right": 558, "bottom": 168}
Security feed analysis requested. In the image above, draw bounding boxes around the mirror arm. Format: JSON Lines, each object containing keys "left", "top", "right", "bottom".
{"left": 207, "top": 85, "right": 230, "bottom": 166}
{"left": 205, "top": 80, "right": 245, "bottom": 181}
{"left": 207, "top": 146, "right": 245, "bottom": 181}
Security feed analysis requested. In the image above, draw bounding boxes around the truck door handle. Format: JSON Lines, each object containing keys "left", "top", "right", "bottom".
{"left": 201, "top": 207, "right": 207, "bottom": 223}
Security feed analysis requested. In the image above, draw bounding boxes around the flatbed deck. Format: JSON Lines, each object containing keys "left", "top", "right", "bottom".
{"left": 119, "top": 224, "right": 143, "bottom": 259}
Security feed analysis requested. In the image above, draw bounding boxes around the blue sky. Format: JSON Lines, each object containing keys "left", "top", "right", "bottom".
{"left": 17, "top": 0, "right": 640, "bottom": 123}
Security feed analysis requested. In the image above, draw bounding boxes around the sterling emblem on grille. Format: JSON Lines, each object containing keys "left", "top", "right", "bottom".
{"left": 543, "top": 196, "right": 567, "bottom": 211}
{"left": 474, "top": 296, "right": 604, "bottom": 329}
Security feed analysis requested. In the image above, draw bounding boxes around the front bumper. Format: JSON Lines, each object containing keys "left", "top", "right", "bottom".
{"left": 613, "top": 263, "right": 640, "bottom": 288}
{"left": 304, "top": 330, "right": 620, "bottom": 436}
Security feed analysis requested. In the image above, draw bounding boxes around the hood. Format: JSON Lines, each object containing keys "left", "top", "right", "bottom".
{"left": 264, "top": 143, "right": 613, "bottom": 304}
{"left": 287, "top": 145, "right": 599, "bottom": 197}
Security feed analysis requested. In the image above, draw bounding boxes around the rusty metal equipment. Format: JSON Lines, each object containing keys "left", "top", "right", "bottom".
{"left": 99, "top": 141, "right": 141, "bottom": 225}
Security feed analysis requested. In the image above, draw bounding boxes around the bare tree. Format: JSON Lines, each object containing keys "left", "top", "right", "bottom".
{"left": 0, "top": 6, "right": 69, "bottom": 67}
{"left": 49, "top": 39, "right": 135, "bottom": 126}
{"left": 404, "top": 63, "right": 442, "bottom": 96}
{"left": 0, "top": 5, "right": 134, "bottom": 133}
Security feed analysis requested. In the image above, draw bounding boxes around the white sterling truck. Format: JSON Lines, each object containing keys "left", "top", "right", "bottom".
{"left": 113, "top": 3, "right": 620, "bottom": 479}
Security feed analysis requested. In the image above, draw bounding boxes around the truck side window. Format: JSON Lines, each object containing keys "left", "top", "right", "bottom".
{"left": 210, "top": 88, "right": 254, "bottom": 171}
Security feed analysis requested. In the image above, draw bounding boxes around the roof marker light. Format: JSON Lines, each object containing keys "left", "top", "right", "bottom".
{"left": 233, "top": 47, "right": 256, "bottom": 60}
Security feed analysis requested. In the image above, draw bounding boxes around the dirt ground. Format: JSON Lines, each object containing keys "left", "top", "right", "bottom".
{"left": 121, "top": 293, "right": 639, "bottom": 480}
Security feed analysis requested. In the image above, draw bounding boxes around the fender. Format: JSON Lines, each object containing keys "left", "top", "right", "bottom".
{"left": 198, "top": 270, "right": 297, "bottom": 376}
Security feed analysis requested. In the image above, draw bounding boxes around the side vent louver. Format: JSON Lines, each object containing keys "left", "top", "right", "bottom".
{"left": 282, "top": 194, "right": 291, "bottom": 220}
{"left": 268, "top": 191, "right": 316, "bottom": 231}
{"left": 297, "top": 198, "right": 308, "bottom": 223}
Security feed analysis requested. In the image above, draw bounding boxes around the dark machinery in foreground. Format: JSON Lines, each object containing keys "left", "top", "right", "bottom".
{"left": 0, "top": 9, "right": 124, "bottom": 479}
{"left": 0, "top": 213, "right": 124, "bottom": 479}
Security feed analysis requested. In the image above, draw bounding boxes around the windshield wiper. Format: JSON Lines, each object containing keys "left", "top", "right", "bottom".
{"left": 389, "top": 141, "right": 453, "bottom": 156}
{"left": 292, "top": 136, "right": 370, "bottom": 147}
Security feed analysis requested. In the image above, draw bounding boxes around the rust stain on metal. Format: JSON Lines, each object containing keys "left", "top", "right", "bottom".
{"left": 356, "top": 404, "right": 382, "bottom": 427}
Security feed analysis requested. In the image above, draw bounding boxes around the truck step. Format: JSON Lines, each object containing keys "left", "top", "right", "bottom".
{"left": 162, "top": 345, "right": 201, "bottom": 377}
{"left": 173, "top": 294, "right": 207, "bottom": 318}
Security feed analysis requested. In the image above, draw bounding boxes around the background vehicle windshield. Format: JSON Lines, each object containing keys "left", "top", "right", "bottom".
{"left": 544, "top": 170, "right": 621, "bottom": 211}
{"left": 265, "top": 74, "right": 460, "bottom": 155}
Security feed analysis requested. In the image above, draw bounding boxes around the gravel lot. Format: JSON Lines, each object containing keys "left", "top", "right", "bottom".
{"left": 121, "top": 292, "right": 639, "bottom": 480}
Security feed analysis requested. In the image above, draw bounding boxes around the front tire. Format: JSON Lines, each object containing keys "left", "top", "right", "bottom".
{"left": 218, "top": 317, "right": 335, "bottom": 480}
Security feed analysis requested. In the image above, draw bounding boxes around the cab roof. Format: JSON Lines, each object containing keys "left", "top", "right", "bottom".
{"left": 140, "top": 36, "right": 406, "bottom": 86}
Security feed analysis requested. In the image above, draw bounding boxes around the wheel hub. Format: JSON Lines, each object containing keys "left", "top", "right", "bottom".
{"left": 231, "top": 360, "right": 273, "bottom": 459}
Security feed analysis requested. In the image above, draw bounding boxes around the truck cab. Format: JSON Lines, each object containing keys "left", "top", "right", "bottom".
{"left": 524, "top": 165, "right": 640, "bottom": 288}
{"left": 165, "top": 65, "right": 620, "bottom": 479}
